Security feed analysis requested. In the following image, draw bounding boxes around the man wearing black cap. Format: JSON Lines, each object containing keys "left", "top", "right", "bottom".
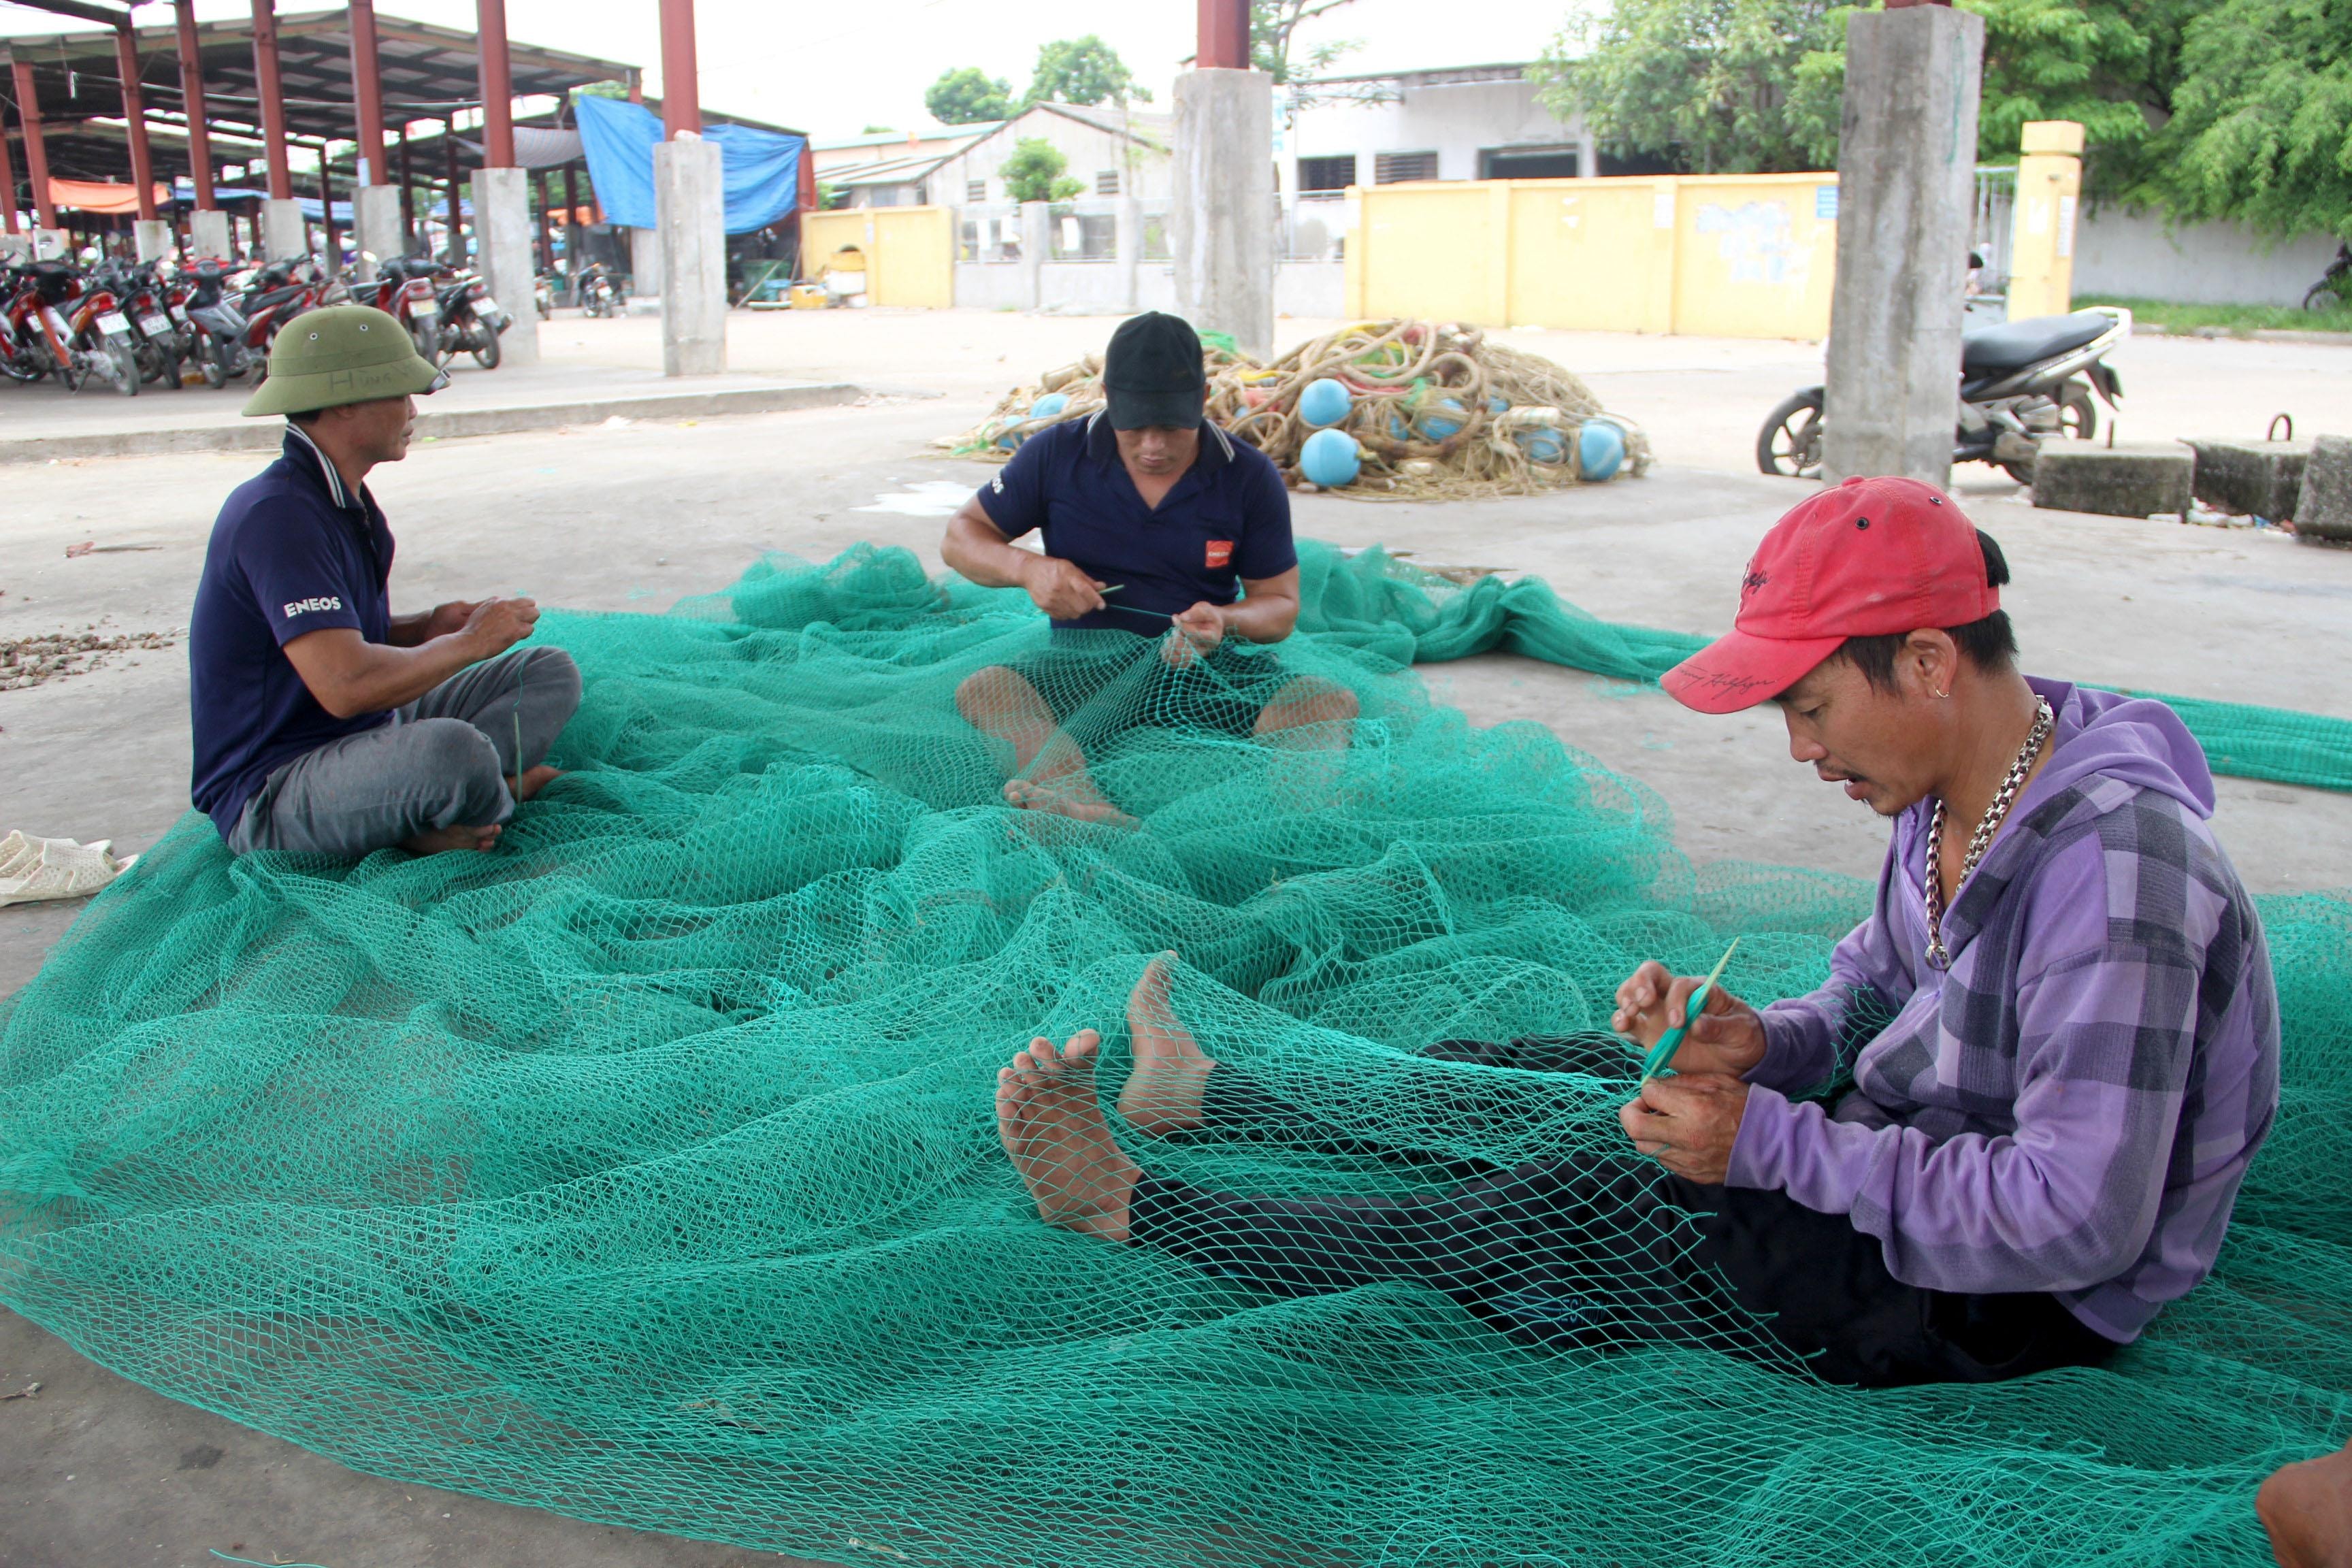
{"left": 941, "top": 312, "right": 1356, "bottom": 825}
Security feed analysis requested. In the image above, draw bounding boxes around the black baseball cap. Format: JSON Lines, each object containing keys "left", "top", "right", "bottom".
{"left": 1103, "top": 312, "right": 1207, "bottom": 429}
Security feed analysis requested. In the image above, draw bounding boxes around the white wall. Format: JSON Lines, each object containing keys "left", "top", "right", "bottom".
{"left": 2072, "top": 207, "right": 2340, "bottom": 308}
{"left": 1282, "top": 74, "right": 1592, "bottom": 191}
{"left": 953, "top": 260, "right": 1337, "bottom": 318}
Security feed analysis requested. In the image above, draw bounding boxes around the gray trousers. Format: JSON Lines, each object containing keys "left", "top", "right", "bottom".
{"left": 229, "top": 647, "right": 583, "bottom": 857}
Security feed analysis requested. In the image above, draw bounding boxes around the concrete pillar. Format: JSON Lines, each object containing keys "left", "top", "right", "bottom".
{"left": 1821, "top": 5, "right": 1984, "bottom": 488}
{"left": 353, "top": 184, "right": 402, "bottom": 281}
{"left": 1579, "top": 126, "right": 1599, "bottom": 179}
{"left": 1172, "top": 67, "right": 1275, "bottom": 355}
{"left": 190, "top": 208, "right": 233, "bottom": 261}
{"left": 1018, "top": 200, "right": 1047, "bottom": 310}
{"left": 469, "top": 165, "right": 540, "bottom": 365}
{"left": 0, "top": 234, "right": 30, "bottom": 263}
{"left": 654, "top": 135, "right": 725, "bottom": 376}
{"left": 2007, "top": 120, "right": 2082, "bottom": 322}
{"left": 1115, "top": 195, "right": 1141, "bottom": 312}
{"left": 260, "top": 199, "right": 307, "bottom": 261}
{"left": 630, "top": 227, "right": 663, "bottom": 298}
{"left": 134, "top": 220, "right": 175, "bottom": 263}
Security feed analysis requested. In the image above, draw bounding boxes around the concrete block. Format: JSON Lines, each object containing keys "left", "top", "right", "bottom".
{"left": 133, "top": 220, "right": 174, "bottom": 263}
{"left": 0, "top": 234, "right": 29, "bottom": 263}
{"left": 33, "top": 228, "right": 69, "bottom": 260}
{"left": 2032, "top": 442, "right": 2195, "bottom": 519}
{"left": 2187, "top": 438, "right": 2310, "bottom": 521}
{"left": 189, "top": 210, "right": 233, "bottom": 263}
{"left": 469, "top": 167, "right": 540, "bottom": 366}
{"left": 1822, "top": 5, "right": 1985, "bottom": 488}
{"left": 351, "top": 185, "right": 404, "bottom": 282}
{"left": 1173, "top": 67, "right": 1276, "bottom": 355}
{"left": 629, "top": 227, "right": 662, "bottom": 298}
{"left": 655, "top": 136, "right": 727, "bottom": 377}
{"left": 2295, "top": 435, "right": 2352, "bottom": 543}
{"left": 1115, "top": 197, "right": 1141, "bottom": 312}
{"left": 261, "top": 199, "right": 307, "bottom": 262}
{"left": 1019, "top": 201, "right": 1047, "bottom": 310}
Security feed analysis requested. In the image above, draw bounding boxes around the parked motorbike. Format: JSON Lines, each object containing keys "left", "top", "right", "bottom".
{"left": 434, "top": 270, "right": 511, "bottom": 370}
{"left": 1757, "top": 307, "right": 2130, "bottom": 484}
{"left": 20, "top": 260, "right": 142, "bottom": 395}
{"left": 179, "top": 261, "right": 259, "bottom": 388}
{"left": 232, "top": 258, "right": 331, "bottom": 378}
{"left": 93, "top": 259, "right": 185, "bottom": 387}
{"left": 577, "top": 261, "right": 620, "bottom": 318}
{"left": 0, "top": 263, "right": 67, "bottom": 385}
{"left": 353, "top": 254, "right": 452, "bottom": 364}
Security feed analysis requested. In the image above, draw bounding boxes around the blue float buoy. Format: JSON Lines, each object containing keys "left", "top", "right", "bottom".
{"left": 1420, "top": 396, "right": 1468, "bottom": 441}
{"left": 1300, "top": 427, "right": 1361, "bottom": 487}
{"left": 1516, "top": 426, "right": 1567, "bottom": 466}
{"left": 1030, "top": 391, "right": 1070, "bottom": 420}
{"left": 1579, "top": 418, "right": 1627, "bottom": 482}
{"left": 1298, "top": 378, "right": 1351, "bottom": 428}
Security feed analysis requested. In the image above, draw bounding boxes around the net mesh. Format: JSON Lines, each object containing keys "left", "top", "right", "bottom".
{"left": 1, "top": 542, "right": 2345, "bottom": 1566}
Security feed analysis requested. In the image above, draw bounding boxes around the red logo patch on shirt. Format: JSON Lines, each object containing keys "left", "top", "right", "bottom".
{"left": 1205, "top": 540, "right": 1234, "bottom": 569}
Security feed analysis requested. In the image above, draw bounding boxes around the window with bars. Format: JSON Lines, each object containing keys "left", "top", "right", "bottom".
{"left": 1096, "top": 169, "right": 1121, "bottom": 196}
{"left": 966, "top": 180, "right": 987, "bottom": 202}
{"left": 1373, "top": 151, "right": 1439, "bottom": 184}
{"left": 1298, "top": 155, "right": 1356, "bottom": 193}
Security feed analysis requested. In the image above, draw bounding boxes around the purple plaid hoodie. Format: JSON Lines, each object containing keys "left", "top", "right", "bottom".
{"left": 1727, "top": 677, "right": 2280, "bottom": 1343}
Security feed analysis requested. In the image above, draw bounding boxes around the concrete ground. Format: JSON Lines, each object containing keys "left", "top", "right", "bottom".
{"left": 2, "top": 309, "right": 2349, "bottom": 1565}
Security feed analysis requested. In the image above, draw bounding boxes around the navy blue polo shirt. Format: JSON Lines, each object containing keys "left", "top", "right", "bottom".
{"left": 975, "top": 413, "right": 1296, "bottom": 636}
{"left": 188, "top": 423, "right": 395, "bottom": 838}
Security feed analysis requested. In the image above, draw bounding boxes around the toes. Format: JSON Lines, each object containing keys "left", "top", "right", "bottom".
{"left": 1062, "top": 1028, "right": 1100, "bottom": 1066}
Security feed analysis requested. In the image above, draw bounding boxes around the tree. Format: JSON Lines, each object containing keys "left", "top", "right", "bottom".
{"left": 1251, "top": 0, "right": 1361, "bottom": 84}
{"left": 999, "top": 137, "right": 1084, "bottom": 203}
{"left": 1531, "top": 0, "right": 1848, "bottom": 174}
{"left": 926, "top": 67, "right": 1015, "bottom": 125}
{"left": 1024, "top": 36, "right": 1150, "bottom": 108}
{"left": 1535, "top": 0, "right": 2189, "bottom": 187}
{"left": 2136, "top": 0, "right": 2352, "bottom": 238}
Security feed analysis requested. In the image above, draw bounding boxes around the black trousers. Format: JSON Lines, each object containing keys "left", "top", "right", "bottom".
{"left": 1126, "top": 1034, "right": 2119, "bottom": 1388}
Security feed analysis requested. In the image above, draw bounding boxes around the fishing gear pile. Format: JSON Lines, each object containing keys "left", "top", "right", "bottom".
{"left": 1, "top": 543, "right": 2342, "bottom": 1567}
{"left": 951, "top": 320, "right": 1654, "bottom": 499}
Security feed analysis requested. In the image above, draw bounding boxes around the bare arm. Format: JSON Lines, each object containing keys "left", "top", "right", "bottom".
{"left": 1169, "top": 566, "right": 1304, "bottom": 653}
{"left": 941, "top": 498, "right": 1107, "bottom": 619}
{"left": 384, "top": 600, "right": 481, "bottom": 649}
{"left": 282, "top": 597, "right": 538, "bottom": 719}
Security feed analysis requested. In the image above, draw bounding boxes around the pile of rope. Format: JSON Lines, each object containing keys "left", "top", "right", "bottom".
{"left": 948, "top": 321, "right": 1653, "bottom": 500}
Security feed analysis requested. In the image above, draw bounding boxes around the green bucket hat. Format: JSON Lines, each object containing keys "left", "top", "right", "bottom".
{"left": 242, "top": 304, "right": 449, "bottom": 418}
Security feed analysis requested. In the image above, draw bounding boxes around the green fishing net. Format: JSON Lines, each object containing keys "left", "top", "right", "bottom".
{"left": 1, "top": 542, "right": 2345, "bottom": 1566}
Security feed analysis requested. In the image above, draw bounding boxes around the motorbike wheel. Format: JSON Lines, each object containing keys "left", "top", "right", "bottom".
{"left": 1756, "top": 389, "right": 1826, "bottom": 478}
{"left": 0, "top": 348, "right": 39, "bottom": 384}
{"left": 200, "top": 336, "right": 229, "bottom": 390}
{"left": 135, "top": 340, "right": 171, "bottom": 385}
{"left": 412, "top": 321, "right": 439, "bottom": 364}
{"left": 2304, "top": 279, "right": 2345, "bottom": 313}
{"left": 472, "top": 329, "right": 502, "bottom": 371}
{"left": 2057, "top": 380, "right": 2097, "bottom": 442}
{"left": 107, "top": 340, "right": 141, "bottom": 396}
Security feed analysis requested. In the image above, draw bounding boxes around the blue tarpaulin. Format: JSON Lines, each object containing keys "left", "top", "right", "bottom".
{"left": 573, "top": 95, "right": 805, "bottom": 234}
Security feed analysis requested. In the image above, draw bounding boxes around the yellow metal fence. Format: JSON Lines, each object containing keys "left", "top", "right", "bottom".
{"left": 1343, "top": 172, "right": 1842, "bottom": 340}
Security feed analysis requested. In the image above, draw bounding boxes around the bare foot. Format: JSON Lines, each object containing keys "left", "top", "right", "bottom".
{"left": 398, "top": 821, "right": 502, "bottom": 855}
{"left": 1117, "top": 954, "right": 1218, "bottom": 1139}
{"left": 1003, "top": 776, "right": 1139, "bottom": 830}
{"left": 996, "top": 1029, "right": 1141, "bottom": 1242}
{"left": 508, "top": 764, "right": 562, "bottom": 803}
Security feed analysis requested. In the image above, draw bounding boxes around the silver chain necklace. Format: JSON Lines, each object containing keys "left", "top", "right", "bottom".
{"left": 1923, "top": 696, "right": 2054, "bottom": 970}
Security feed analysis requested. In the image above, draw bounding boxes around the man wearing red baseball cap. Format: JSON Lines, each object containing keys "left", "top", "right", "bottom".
{"left": 1612, "top": 474, "right": 2280, "bottom": 1374}
{"left": 983, "top": 476, "right": 2279, "bottom": 1388}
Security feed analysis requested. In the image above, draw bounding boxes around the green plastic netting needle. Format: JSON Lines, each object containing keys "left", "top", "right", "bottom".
{"left": 1638, "top": 936, "right": 1740, "bottom": 1080}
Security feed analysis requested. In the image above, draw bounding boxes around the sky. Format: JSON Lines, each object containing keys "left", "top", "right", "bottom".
{"left": 0, "top": 0, "right": 1578, "bottom": 143}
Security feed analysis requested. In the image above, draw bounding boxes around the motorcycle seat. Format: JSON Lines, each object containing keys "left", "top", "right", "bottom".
{"left": 1961, "top": 311, "right": 2111, "bottom": 375}
{"left": 246, "top": 286, "right": 302, "bottom": 312}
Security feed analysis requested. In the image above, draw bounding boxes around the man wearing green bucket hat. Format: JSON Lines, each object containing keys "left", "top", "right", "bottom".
{"left": 187, "top": 305, "right": 581, "bottom": 858}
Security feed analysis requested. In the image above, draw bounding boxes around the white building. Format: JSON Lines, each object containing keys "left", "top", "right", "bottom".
{"left": 819, "top": 102, "right": 1171, "bottom": 212}
{"left": 1277, "top": 62, "right": 1600, "bottom": 197}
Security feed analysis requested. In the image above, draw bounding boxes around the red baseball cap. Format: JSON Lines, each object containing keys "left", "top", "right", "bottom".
{"left": 1661, "top": 476, "right": 1999, "bottom": 714}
